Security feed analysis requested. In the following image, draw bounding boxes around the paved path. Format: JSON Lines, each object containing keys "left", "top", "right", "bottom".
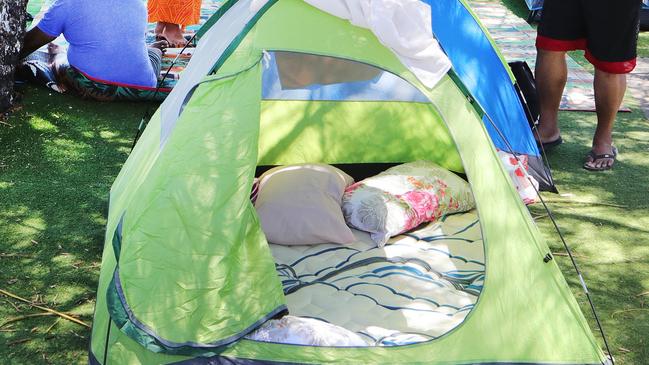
{"left": 628, "top": 57, "right": 649, "bottom": 119}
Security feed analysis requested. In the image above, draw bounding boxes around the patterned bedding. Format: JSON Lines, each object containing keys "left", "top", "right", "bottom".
{"left": 269, "top": 210, "right": 484, "bottom": 346}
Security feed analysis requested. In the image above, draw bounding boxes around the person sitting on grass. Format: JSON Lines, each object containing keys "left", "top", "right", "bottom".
{"left": 20, "top": 0, "right": 166, "bottom": 97}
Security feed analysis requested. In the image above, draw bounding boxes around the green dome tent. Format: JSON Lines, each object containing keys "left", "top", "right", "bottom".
{"left": 89, "top": 0, "right": 608, "bottom": 364}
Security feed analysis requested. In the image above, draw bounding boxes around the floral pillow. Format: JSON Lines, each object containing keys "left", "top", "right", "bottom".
{"left": 341, "top": 161, "right": 475, "bottom": 247}
{"left": 496, "top": 150, "right": 539, "bottom": 205}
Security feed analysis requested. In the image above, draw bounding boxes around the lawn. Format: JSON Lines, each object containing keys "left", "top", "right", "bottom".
{"left": 0, "top": 87, "right": 154, "bottom": 364}
{"left": 1, "top": 3, "right": 648, "bottom": 365}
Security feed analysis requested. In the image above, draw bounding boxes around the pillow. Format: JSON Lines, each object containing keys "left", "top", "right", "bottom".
{"left": 254, "top": 163, "right": 356, "bottom": 245}
{"left": 250, "top": 177, "right": 260, "bottom": 204}
{"left": 342, "top": 161, "right": 475, "bottom": 247}
{"left": 496, "top": 149, "right": 539, "bottom": 205}
{"left": 245, "top": 315, "right": 368, "bottom": 346}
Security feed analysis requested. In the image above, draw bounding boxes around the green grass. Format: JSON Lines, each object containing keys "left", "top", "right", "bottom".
{"left": 530, "top": 107, "right": 649, "bottom": 363}
{"left": 1, "top": 3, "right": 648, "bottom": 363}
{"left": 0, "top": 86, "right": 155, "bottom": 364}
{"left": 639, "top": 32, "right": 649, "bottom": 59}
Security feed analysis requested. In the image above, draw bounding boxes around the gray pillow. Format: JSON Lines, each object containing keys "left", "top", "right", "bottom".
{"left": 254, "top": 164, "right": 356, "bottom": 245}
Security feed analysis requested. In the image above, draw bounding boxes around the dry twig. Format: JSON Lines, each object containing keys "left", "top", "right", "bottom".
{"left": 0, "top": 253, "right": 33, "bottom": 258}
{"left": 4, "top": 299, "right": 22, "bottom": 312}
{"left": 532, "top": 213, "right": 549, "bottom": 221}
{"left": 8, "top": 338, "right": 32, "bottom": 346}
{"left": 45, "top": 318, "right": 60, "bottom": 334}
{"left": 551, "top": 252, "right": 586, "bottom": 258}
{"left": 0, "top": 289, "right": 90, "bottom": 328}
{"left": 0, "top": 313, "right": 55, "bottom": 328}
{"left": 544, "top": 198, "right": 628, "bottom": 209}
{"left": 611, "top": 308, "right": 649, "bottom": 318}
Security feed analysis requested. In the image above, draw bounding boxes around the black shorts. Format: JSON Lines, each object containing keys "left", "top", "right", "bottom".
{"left": 536, "top": 0, "right": 642, "bottom": 74}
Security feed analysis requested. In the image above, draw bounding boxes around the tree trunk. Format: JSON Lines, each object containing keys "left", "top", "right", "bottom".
{"left": 0, "top": 0, "right": 28, "bottom": 112}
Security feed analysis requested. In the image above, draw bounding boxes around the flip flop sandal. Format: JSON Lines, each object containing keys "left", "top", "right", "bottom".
{"left": 536, "top": 136, "right": 563, "bottom": 151}
{"left": 583, "top": 146, "right": 617, "bottom": 171}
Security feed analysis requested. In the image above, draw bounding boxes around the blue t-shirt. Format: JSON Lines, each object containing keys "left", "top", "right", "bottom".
{"left": 37, "top": 0, "right": 157, "bottom": 88}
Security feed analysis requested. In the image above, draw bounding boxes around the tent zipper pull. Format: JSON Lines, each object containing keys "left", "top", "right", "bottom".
{"left": 543, "top": 253, "right": 553, "bottom": 263}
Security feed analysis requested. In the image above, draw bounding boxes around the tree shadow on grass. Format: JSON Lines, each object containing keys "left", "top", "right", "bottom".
{"left": 529, "top": 201, "right": 649, "bottom": 364}
{"left": 532, "top": 109, "right": 649, "bottom": 365}
{"left": 0, "top": 86, "right": 157, "bottom": 363}
{"left": 543, "top": 109, "right": 649, "bottom": 208}
{"left": 551, "top": 239, "right": 649, "bottom": 364}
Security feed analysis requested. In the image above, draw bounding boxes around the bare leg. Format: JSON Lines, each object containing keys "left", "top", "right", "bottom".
{"left": 535, "top": 49, "right": 568, "bottom": 143}
{"left": 46, "top": 43, "right": 69, "bottom": 92}
{"left": 154, "top": 22, "right": 165, "bottom": 38}
{"left": 46, "top": 43, "right": 64, "bottom": 61}
{"left": 584, "top": 69, "right": 626, "bottom": 170}
{"left": 161, "top": 23, "right": 187, "bottom": 47}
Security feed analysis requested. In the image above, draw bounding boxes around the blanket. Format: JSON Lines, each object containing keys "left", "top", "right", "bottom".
{"left": 270, "top": 211, "right": 484, "bottom": 346}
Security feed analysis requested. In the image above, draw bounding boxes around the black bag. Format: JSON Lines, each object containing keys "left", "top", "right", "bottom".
{"left": 508, "top": 61, "right": 558, "bottom": 193}
{"left": 508, "top": 61, "right": 539, "bottom": 129}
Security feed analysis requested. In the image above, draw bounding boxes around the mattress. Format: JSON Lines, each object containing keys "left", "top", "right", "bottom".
{"left": 269, "top": 210, "right": 484, "bottom": 346}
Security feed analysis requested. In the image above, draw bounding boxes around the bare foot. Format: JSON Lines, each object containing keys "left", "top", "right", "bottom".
{"left": 161, "top": 23, "right": 188, "bottom": 47}
{"left": 584, "top": 144, "right": 617, "bottom": 171}
{"left": 47, "top": 43, "right": 63, "bottom": 56}
{"left": 47, "top": 43, "right": 65, "bottom": 68}
{"left": 534, "top": 122, "right": 561, "bottom": 145}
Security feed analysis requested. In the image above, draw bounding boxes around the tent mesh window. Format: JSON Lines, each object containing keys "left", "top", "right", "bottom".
{"left": 262, "top": 51, "right": 429, "bottom": 103}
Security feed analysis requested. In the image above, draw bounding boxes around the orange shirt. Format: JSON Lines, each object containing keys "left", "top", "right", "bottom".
{"left": 148, "top": 0, "right": 201, "bottom": 26}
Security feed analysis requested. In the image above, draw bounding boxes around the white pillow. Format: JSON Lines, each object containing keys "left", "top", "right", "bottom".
{"left": 254, "top": 164, "right": 356, "bottom": 245}
{"left": 246, "top": 316, "right": 368, "bottom": 346}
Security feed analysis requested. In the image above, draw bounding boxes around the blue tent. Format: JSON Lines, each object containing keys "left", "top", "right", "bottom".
{"left": 427, "top": 0, "right": 554, "bottom": 190}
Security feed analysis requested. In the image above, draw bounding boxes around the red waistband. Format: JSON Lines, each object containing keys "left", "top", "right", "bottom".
{"left": 584, "top": 50, "right": 636, "bottom": 74}
{"left": 73, "top": 67, "right": 172, "bottom": 92}
{"left": 536, "top": 35, "right": 586, "bottom": 52}
{"left": 536, "top": 35, "right": 636, "bottom": 74}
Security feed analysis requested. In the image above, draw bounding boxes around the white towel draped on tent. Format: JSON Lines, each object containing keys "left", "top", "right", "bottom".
{"left": 303, "top": 0, "right": 452, "bottom": 89}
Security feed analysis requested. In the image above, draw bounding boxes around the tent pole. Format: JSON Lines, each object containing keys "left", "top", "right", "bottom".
{"left": 130, "top": 33, "right": 199, "bottom": 151}
{"left": 102, "top": 320, "right": 111, "bottom": 365}
{"left": 512, "top": 77, "right": 557, "bottom": 191}
{"left": 479, "top": 105, "right": 615, "bottom": 365}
